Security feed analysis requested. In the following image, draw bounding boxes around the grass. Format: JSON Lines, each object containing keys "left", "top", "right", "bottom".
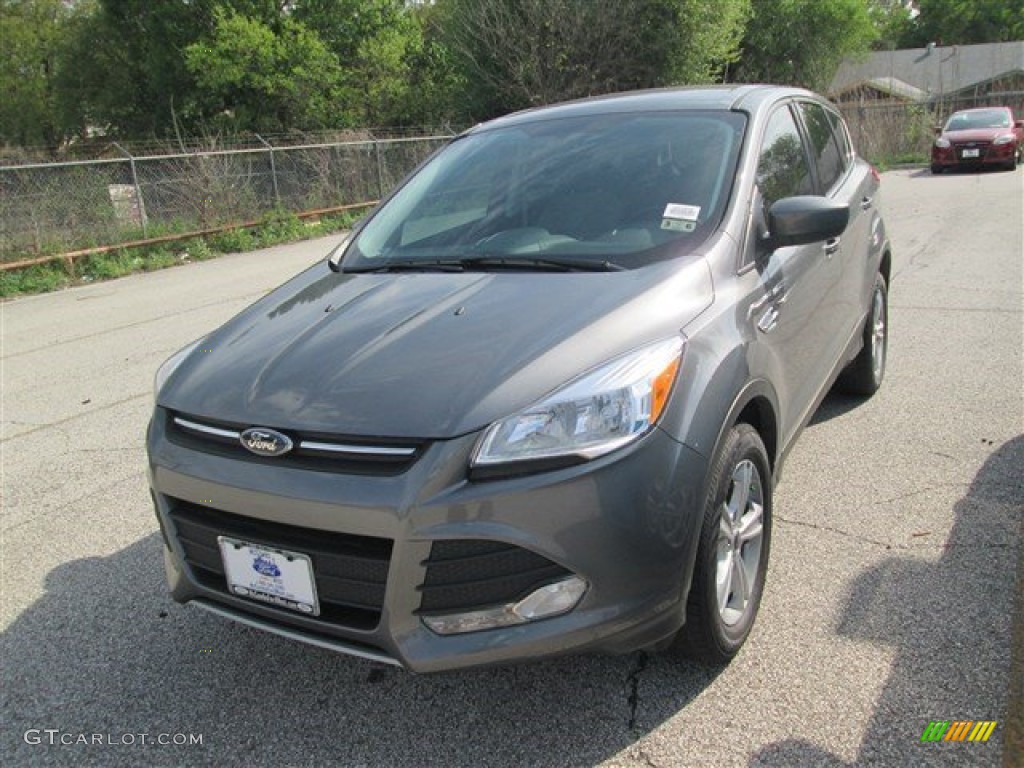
{"left": 871, "top": 152, "right": 929, "bottom": 172}
{"left": 0, "top": 210, "right": 360, "bottom": 299}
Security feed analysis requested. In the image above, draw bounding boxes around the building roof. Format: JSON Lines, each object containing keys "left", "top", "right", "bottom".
{"left": 830, "top": 41, "right": 1024, "bottom": 100}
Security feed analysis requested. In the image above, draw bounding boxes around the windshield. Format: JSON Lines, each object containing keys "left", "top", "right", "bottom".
{"left": 944, "top": 109, "right": 1011, "bottom": 131}
{"left": 343, "top": 111, "right": 746, "bottom": 271}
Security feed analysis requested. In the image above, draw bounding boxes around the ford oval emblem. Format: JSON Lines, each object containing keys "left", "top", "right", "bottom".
{"left": 252, "top": 554, "right": 281, "bottom": 578}
{"left": 240, "top": 427, "right": 293, "bottom": 457}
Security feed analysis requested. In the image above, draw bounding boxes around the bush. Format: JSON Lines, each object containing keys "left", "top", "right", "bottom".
{"left": 0, "top": 261, "right": 71, "bottom": 297}
{"left": 208, "top": 228, "right": 257, "bottom": 253}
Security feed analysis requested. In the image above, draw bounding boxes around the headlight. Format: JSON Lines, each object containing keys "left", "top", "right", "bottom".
{"left": 993, "top": 134, "right": 1015, "bottom": 145}
{"left": 934, "top": 137, "right": 951, "bottom": 148}
{"left": 154, "top": 339, "right": 202, "bottom": 401}
{"left": 471, "top": 336, "right": 684, "bottom": 469}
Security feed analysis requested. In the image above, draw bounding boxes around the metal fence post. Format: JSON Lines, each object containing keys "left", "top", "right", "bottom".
{"left": 255, "top": 133, "right": 281, "bottom": 208}
{"left": 113, "top": 142, "right": 148, "bottom": 238}
{"left": 374, "top": 140, "right": 385, "bottom": 198}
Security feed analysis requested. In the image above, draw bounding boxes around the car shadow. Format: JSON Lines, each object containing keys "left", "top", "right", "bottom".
{"left": 921, "top": 165, "right": 1017, "bottom": 177}
{"left": 2, "top": 533, "right": 723, "bottom": 767}
{"left": 749, "top": 435, "right": 1023, "bottom": 767}
{"left": 809, "top": 390, "right": 870, "bottom": 425}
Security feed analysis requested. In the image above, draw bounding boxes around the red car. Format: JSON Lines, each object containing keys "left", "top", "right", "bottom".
{"left": 931, "top": 106, "right": 1024, "bottom": 173}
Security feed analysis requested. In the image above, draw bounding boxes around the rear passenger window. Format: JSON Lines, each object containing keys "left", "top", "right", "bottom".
{"left": 798, "top": 102, "right": 845, "bottom": 193}
{"left": 826, "top": 108, "right": 853, "bottom": 168}
{"left": 756, "top": 107, "right": 813, "bottom": 208}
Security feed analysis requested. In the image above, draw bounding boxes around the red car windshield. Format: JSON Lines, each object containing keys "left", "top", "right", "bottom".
{"left": 944, "top": 110, "right": 1011, "bottom": 131}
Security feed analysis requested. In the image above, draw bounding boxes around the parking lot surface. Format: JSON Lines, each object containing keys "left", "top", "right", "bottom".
{"left": 1, "top": 168, "right": 1021, "bottom": 767}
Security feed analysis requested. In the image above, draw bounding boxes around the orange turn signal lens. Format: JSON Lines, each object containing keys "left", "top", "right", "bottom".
{"left": 650, "top": 356, "right": 681, "bottom": 423}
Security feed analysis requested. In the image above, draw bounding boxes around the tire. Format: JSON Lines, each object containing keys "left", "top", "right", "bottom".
{"left": 838, "top": 272, "right": 888, "bottom": 396}
{"left": 930, "top": 164, "right": 942, "bottom": 174}
{"left": 672, "top": 424, "right": 772, "bottom": 665}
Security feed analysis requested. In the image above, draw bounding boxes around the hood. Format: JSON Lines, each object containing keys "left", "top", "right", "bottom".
{"left": 943, "top": 128, "right": 1012, "bottom": 142}
{"left": 160, "top": 259, "right": 714, "bottom": 439}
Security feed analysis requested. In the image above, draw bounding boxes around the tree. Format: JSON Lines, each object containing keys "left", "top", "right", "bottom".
{"left": 52, "top": 0, "right": 226, "bottom": 137}
{"left": 732, "top": 0, "right": 878, "bottom": 91}
{"left": 185, "top": 9, "right": 347, "bottom": 132}
{"left": 436, "top": 0, "right": 750, "bottom": 121}
{"left": 292, "top": 0, "right": 448, "bottom": 127}
{"left": 0, "top": 0, "right": 77, "bottom": 147}
{"left": 898, "top": 0, "right": 1024, "bottom": 46}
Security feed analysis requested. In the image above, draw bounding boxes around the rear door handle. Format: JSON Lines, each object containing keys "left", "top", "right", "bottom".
{"left": 824, "top": 237, "right": 841, "bottom": 257}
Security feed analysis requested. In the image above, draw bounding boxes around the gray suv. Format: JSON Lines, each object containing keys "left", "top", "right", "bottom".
{"left": 148, "top": 85, "right": 890, "bottom": 672}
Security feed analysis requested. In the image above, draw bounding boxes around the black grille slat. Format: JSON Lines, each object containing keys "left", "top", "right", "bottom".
{"left": 418, "top": 540, "right": 573, "bottom": 614}
{"left": 423, "top": 548, "right": 559, "bottom": 586}
{"left": 165, "top": 410, "right": 425, "bottom": 476}
{"left": 168, "top": 499, "right": 392, "bottom": 629}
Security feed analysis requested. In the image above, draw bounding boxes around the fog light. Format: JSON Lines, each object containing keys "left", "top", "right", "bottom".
{"left": 421, "top": 576, "right": 587, "bottom": 635}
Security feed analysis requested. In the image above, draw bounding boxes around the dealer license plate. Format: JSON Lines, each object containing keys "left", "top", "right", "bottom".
{"left": 218, "top": 537, "right": 320, "bottom": 616}
{"left": 962, "top": 148, "right": 980, "bottom": 158}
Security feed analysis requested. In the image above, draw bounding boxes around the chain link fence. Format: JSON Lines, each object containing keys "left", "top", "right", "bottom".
{"left": 836, "top": 91, "right": 1024, "bottom": 167}
{"left": 0, "top": 132, "right": 453, "bottom": 263}
{"left": 4, "top": 93, "right": 1023, "bottom": 263}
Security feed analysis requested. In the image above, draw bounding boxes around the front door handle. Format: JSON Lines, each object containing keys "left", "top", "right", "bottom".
{"left": 824, "top": 237, "right": 841, "bottom": 257}
{"left": 861, "top": 196, "right": 873, "bottom": 210}
{"left": 757, "top": 305, "right": 780, "bottom": 333}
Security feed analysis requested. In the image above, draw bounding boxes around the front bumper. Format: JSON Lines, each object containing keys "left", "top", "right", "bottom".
{"left": 931, "top": 141, "right": 1017, "bottom": 169}
{"left": 147, "top": 410, "right": 709, "bottom": 672}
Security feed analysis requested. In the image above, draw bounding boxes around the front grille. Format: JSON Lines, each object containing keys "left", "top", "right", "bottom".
{"left": 954, "top": 141, "right": 991, "bottom": 160}
{"left": 168, "top": 499, "right": 392, "bottom": 630}
{"left": 165, "top": 410, "right": 425, "bottom": 475}
{"left": 418, "top": 540, "right": 573, "bottom": 614}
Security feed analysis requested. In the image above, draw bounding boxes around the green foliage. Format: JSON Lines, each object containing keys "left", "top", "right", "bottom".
{"left": 0, "top": 260, "right": 71, "bottom": 296}
{"left": 0, "top": 210, "right": 359, "bottom": 297}
{"left": 80, "top": 248, "right": 135, "bottom": 279}
{"left": 0, "top": 0, "right": 79, "bottom": 147}
{"left": 293, "top": 0, "right": 444, "bottom": 126}
{"left": 437, "top": 0, "right": 750, "bottom": 121}
{"left": 56, "top": 0, "right": 222, "bottom": 138}
{"left": 208, "top": 227, "right": 257, "bottom": 253}
{"left": 733, "top": 0, "right": 878, "bottom": 91}
{"left": 898, "top": 0, "right": 1024, "bottom": 46}
{"left": 185, "top": 9, "right": 348, "bottom": 132}
{"left": 253, "top": 209, "right": 305, "bottom": 245}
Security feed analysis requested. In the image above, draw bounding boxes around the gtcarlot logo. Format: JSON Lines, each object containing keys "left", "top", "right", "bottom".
{"left": 24, "top": 729, "right": 203, "bottom": 747}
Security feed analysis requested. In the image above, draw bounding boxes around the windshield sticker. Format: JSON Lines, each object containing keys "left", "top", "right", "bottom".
{"left": 663, "top": 203, "right": 701, "bottom": 221}
{"left": 661, "top": 218, "right": 696, "bottom": 232}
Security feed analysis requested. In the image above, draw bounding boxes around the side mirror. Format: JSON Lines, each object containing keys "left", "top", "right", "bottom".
{"left": 767, "top": 196, "right": 849, "bottom": 250}
{"left": 934, "top": 125, "right": 944, "bottom": 136}
{"left": 1015, "top": 120, "right": 1024, "bottom": 130}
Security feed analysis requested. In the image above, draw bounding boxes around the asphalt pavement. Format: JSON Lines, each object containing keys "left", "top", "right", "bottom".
{"left": 1, "top": 167, "right": 1021, "bottom": 767}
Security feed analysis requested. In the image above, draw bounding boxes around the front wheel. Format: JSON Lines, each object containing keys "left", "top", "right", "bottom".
{"left": 838, "top": 272, "right": 888, "bottom": 396}
{"left": 672, "top": 424, "right": 772, "bottom": 665}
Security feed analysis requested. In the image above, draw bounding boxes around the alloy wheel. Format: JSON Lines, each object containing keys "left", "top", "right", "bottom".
{"left": 715, "top": 459, "right": 765, "bottom": 626}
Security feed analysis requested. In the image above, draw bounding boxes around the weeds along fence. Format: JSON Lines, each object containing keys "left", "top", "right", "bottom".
{"left": 0, "top": 132, "right": 453, "bottom": 265}
{"left": 836, "top": 91, "right": 1024, "bottom": 167}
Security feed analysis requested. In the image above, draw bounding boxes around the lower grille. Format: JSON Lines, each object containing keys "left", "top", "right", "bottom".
{"left": 167, "top": 499, "right": 392, "bottom": 630}
{"left": 954, "top": 141, "right": 991, "bottom": 160}
{"left": 418, "top": 540, "right": 573, "bottom": 614}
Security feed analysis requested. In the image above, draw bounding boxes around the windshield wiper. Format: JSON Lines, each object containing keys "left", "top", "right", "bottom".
{"left": 342, "top": 259, "right": 466, "bottom": 273}
{"left": 343, "top": 255, "right": 626, "bottom": 274}
{"left": 456, "top": 255, "right": 626, "bottom": 272}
